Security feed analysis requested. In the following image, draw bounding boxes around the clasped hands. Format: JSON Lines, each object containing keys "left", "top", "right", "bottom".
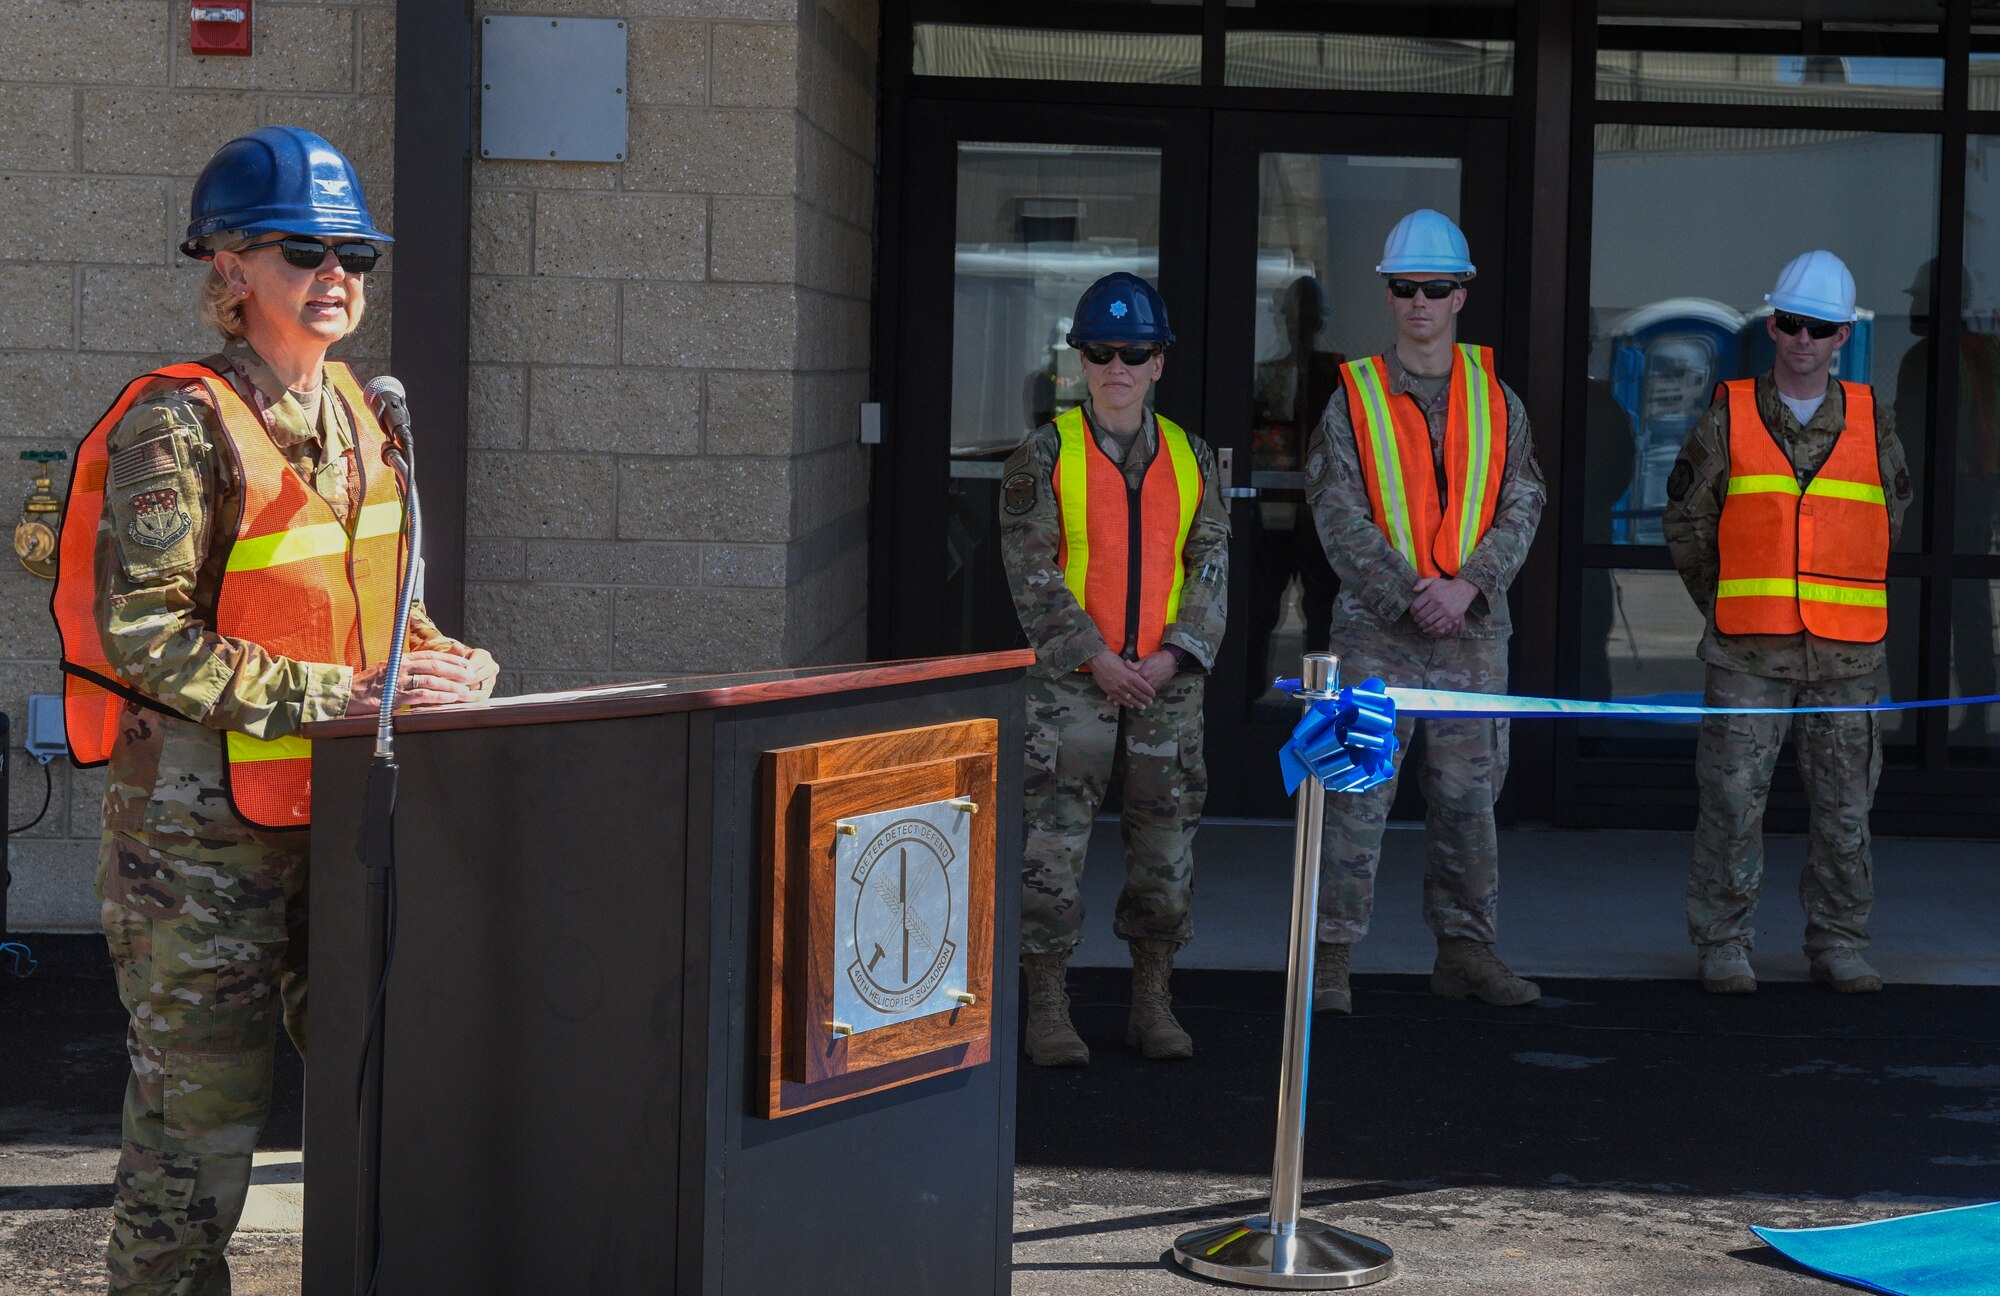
{"left": 1088, "top": 648, "right": 1177, "bottom": 710}
{"left": 1409, "top": 576, "right": 1478, "bottom": 637}
{"left": 344, "top": 643, "right": 500, "bottom": 717}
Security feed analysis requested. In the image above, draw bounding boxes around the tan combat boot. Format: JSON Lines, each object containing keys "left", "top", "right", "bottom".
{"left": 1432, "top": 937, "right": 1540, "bottom": 1006}
{"left": 1312, "top": 940, "right": 1352, "bottom": 1014}
{"left": 1126, "top": 938, "right": 1194, "bottom": 1060}
{"left": 1022, "top": 951, "right": 1089, "bottom": 1066}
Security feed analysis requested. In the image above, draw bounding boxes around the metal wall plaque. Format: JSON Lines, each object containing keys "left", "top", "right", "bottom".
{"left": 480, "top": 16, "right": 628, "bottom": 163}
{"left": 831, "top": 799, "right": 972, "bottom": 1037}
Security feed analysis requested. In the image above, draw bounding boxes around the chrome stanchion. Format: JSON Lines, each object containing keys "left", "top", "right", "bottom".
{"left": 1171, "top": 652, "right": 1395, "bottom": 1290}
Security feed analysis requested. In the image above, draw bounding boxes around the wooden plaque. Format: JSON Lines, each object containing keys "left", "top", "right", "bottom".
{"left": 761, "top": 719, "right": 999, "bottom": 1118}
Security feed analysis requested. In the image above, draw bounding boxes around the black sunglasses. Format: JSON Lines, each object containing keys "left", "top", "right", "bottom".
{"left": 1077, "top": 343, "right": 1161, "bottom": 366}
{"left": 1387, "top": 278, "right": 1463, "bottom": 300}
{"left": 1773, "top": 311, "right": 1843, "bottom": 340}
{"left": 238, "top": 235, "right": 380, "bottom": 274}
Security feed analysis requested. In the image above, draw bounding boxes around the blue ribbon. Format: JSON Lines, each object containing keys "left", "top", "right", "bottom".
{"left": 1387, "top": 687, "right": 2000, "bottom": 721}
{"left": 1276, "top": 678, "right": 1400, "bottom": 796}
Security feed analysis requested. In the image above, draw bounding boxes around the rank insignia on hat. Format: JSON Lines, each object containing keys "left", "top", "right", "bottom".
{"left": 1003, "top": 471, "right": 1038, "bottom": 516}
{"left": 1109, "top": 300, "right": 1129, "bottom": 319}
{"left": 128, "top": 487, "right": 191, "bottom": 549}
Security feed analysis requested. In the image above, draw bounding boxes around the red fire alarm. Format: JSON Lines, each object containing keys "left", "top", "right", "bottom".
{"left": 190, "top": 2, "right": 252, "bottom": 57}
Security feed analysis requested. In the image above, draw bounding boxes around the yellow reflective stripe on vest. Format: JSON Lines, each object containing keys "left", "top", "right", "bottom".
{"left": 224, "top": 501, "right": 404, "bottom": 573}
{"left": 226, "top": 730, "right": 312, "bottom": 764}
{"left": 1805, "top": 477, "right": 1887, "bottom": 505}
{"left": 1799, "top": 580, "right": 1888, "bottom": 608}
{"left": 1054, "top": 407, "right": 1092, "bottom": 606}
{"left": 1348, "top": 358, "right": 1418, "bottom": 567}
{"left": 1717, "top": 578, "right": 1798, "bottom": 599}
{"left": 1157, "top": 415, "right": 1200, "bottom": 624}
{"left": 1726, "top": 474, "right": 1803, "bottom": 497}
{"left": 1454, "top": 343, "right": 1495, "bottom": 567}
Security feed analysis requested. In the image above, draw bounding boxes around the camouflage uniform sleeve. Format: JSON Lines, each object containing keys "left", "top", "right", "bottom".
{"left": 97, "top": 390, "right": 354, "bottom": 738}
{"left": 1662, "top": 396, "right": 1732, "bottom": 617}
{"left": 999, "top": 427, "right": 1108, "bottom": 674}
{"left": 1456, "top": 383, "right": 1546, "bottom": 609}
{"left": 1878, "top": 404, "right": 1913, "bottom": 548}
{"left": 1304, "top": 389, "right": 1420, "bottom": 622}
{"left": 1160, "top": 437, "right": 1231, "bottom": 669}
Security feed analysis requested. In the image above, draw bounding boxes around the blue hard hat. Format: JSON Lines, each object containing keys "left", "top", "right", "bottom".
{"left": 1376, "top": 209, "right": 1476, "bottom": 278}
{"left": 180, "top": 126, "right": 392, "bottom": 260}
{"left": 1066, "top": 272, "right": 1174, "bottom": 347}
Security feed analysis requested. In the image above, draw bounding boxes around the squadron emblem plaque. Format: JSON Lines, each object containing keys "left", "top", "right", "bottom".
{"left": 760, "top": 719, "right": 999, "bottom": 1118}
{"left": 833, "top": 801, "right": 970, "bottom": 1033}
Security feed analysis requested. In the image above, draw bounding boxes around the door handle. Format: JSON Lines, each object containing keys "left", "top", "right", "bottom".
{"left": 1217, "top": 447, "right": 1258, "bottom": 499}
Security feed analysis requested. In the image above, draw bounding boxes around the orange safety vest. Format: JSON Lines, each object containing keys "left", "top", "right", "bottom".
{"left": 1051, "top": 406, "right": 1203, "bottom": 662}
{"left": 53, "top": 361, "right": 407, "bottom": 829}
{"left": 1339, "top": 344, "right": 1507, "bottom": 579}
{"left": 1714, "top": 379, "right": 1888, "bottom": 643}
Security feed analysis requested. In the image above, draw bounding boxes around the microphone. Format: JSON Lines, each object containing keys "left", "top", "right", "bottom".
{"left": 362, "top": 375, "right": 411, "bottom": 451}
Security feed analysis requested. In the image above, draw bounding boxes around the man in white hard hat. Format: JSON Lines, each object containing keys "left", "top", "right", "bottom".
{"left": 1664, "top": 249, "right": 1912, "bottom": 994}
{"left": 1300, "top": 208, "right": 1547, "bottom": 1013}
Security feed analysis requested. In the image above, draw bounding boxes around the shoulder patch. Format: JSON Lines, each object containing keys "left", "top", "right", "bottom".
{"left": 1003, "top": 471, "right": 1038, "bottom": 516}
{"left": 1683, "top": 435, "right": 1710, "bottom": 470}
{"left": 1306, "top": 449, "right": 1328, "bottom": 485}
{"left": 126, "top": 486, "right": 192, "bottom": 550}
{"left": 1667, "top": 458, "right": 1695, "bottom": 503}
{"left": 1895, "top": 467, "right": 1912, "bottom": 500}
{"left": 109, "top": 433, "right": 181, "bottom": 488}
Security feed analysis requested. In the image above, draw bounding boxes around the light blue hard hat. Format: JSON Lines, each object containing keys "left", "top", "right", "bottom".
{"left": 1376, "top": 209, "right": 1476, "bottom": 279}
{"left": 1766, "top": 249, "right": 1856, "bottom": 323}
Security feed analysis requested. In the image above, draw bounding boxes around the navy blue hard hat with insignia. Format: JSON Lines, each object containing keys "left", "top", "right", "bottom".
{"left": 180, "top": 125, "right": 392, "bottom": 260}
{"left": 1067, "top": 272, "right": 1174, "bottom": 347}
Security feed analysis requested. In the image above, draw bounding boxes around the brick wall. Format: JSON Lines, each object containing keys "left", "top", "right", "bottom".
{"left": 462, "top": 0, "right": 878, "bottom": 697}
{"left": 0, "top": 0, "right": 397, "bottom": 932}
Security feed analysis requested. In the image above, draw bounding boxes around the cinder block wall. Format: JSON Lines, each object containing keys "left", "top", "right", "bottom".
{"left": 463, "top": 0, "right": 878, "bottom": 696}
{"left": 0, "top": 0, "right": 396, "bottom": 932}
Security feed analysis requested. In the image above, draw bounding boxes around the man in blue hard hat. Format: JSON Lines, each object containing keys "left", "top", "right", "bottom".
{"left": 61, "top": 126, "right": 496, "bottom": 1292}
{"left": 1301, "top": 209, "right": 1547, "bottom": 1014}
{"left": 999, "top": 272, "right": 1231, "bottom": 1066}
{"left": 1664, "top": 250, "right": 1911, "bottom": 995}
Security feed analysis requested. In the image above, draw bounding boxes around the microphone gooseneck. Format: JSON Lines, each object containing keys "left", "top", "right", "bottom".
{"left": 364, "top": 376, "right": 420, "bottom": 761}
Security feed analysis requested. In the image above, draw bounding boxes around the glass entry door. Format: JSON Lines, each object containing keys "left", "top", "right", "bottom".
{"left": 1198, "top": 112, "right": 1510, "bottom": 818}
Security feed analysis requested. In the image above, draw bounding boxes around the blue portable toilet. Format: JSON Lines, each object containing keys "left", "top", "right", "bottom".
{"left": 1606, "top": 298, "right": 1748, "bottom": 544}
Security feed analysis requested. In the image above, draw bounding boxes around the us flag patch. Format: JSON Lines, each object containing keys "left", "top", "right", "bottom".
{"left": 110, "top": 434, "right": 179, "bottom": 487}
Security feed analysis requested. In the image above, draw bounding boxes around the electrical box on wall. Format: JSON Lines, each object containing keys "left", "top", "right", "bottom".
{"left": 190, "top": 2, "right": 253, "bottom": 57}
{"left": 480, "top": 16, "right": 629, "bottom": 163}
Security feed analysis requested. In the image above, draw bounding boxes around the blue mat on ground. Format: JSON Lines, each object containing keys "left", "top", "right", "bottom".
{"left": 1752, "top": 1202, "right": 2000, "bottom": 1295}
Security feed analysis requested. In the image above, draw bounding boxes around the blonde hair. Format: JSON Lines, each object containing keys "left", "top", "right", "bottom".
{"left": 191, "top": 232, "right": 368, "bottom": 343}
{"left": 195, "top": 232, "right": 250, "bottom": 342}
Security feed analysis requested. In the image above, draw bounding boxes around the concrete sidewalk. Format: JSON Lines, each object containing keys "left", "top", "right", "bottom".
{"left": 1070, "top": 823, "right": 2000, "bottom": 984}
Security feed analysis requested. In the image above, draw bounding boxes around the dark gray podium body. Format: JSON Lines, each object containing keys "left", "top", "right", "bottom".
{"left": 302, "top": 654, "right": 1029, "bottom": 1295}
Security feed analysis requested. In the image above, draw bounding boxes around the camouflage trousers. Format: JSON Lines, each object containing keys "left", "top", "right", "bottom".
{"left": 1020, "top": 669, "right": 1207, "bottom": 955}
{"left": 1689, "top": 666, "right": 1882, "bottom": 953}
{"left": 98, "top": 828, "right": 310, "bottom": 1295}
{"left": 1316, "top": 632, "right": 1510, "bottom": 945}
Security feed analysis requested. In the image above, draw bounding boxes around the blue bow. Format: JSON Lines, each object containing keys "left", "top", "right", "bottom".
{"left": 1275, "top": 677, "right": 1400, "bottom": 796}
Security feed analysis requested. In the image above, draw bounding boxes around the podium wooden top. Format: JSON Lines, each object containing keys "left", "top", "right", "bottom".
{"left": 303, "top": 650, "right": 1037, "bottom": 740}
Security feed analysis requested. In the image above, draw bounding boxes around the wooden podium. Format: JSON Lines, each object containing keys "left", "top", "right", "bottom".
{"left": 300, "top": 652, "right": 1031, "bottom": 1295}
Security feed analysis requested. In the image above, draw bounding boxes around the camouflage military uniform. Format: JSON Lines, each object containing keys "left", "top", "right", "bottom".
{"left": 93, "top": 340, "right": 455, "bottom": 1295}
{"left": 1000, "top": 403, "right": 1230, "bottom": 955}
{"left": 1302, "top": 347, "right": 1545, "bottom": 944}
{"left": 1663, "top": 374, "right": 1911, "bottom": 954}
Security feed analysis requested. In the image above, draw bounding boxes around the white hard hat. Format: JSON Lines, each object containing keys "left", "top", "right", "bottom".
{"left": 1376, "top": 209, "right": 1476, "bottom": 279}
{"left": 1766, "top": 249, "right": 1857, "bottom": 323}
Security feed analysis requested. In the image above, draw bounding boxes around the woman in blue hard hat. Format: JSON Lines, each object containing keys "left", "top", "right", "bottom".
{"left": 998, "top": 271, "right": 1231, "bottom": 1066}
{"left": 52, "top": 126, "right": 496, "bottom": 1293}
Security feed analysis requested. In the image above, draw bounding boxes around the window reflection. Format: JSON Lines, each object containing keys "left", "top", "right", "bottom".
{"left": 1955, "top": 136, "right": 2000, "bottom": 556}
{"left": 1226, "top": 33, "right": 1513, "bottom": 94}
{"left": 1588, "top": 126, "right": 1939, "bottom": 548}
{"left": 1949, "top": 579, "right": 2000, "bottom": 761}
{"left": 914, "top": 23, "right": 1201, "bottom": 84}
{"left": 946, "top": 143, "right": 1164, "bottom": 651}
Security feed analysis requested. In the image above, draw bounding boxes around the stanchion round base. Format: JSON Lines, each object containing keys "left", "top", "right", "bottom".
{"left": 1171, "top": 1216, "right": 1395, "bottom": 1290}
